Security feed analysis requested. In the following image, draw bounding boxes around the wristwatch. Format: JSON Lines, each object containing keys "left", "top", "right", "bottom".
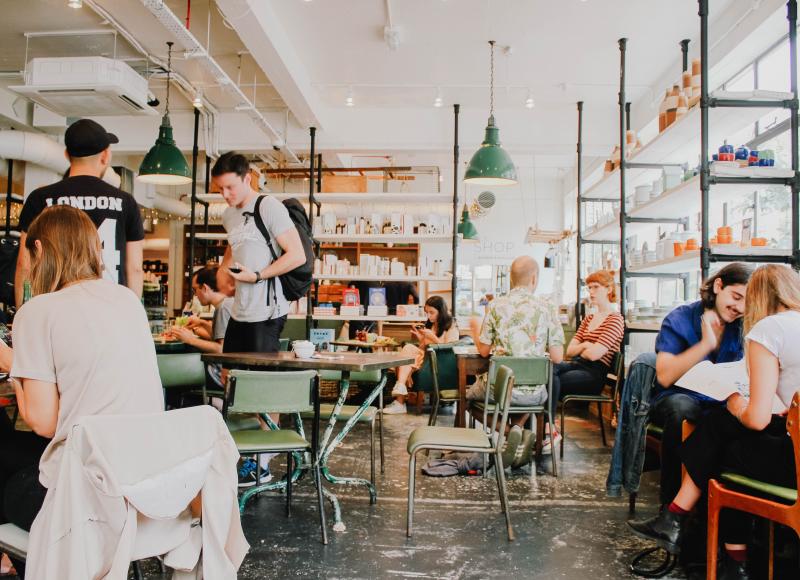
{"left": 254, "top": 271, "right": 262, "bottom": 283}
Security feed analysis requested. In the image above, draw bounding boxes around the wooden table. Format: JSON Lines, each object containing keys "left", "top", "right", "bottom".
{"left": 202, "top": 351, "right": 415, "bottom": 531}
{"left": 453, "top": 346, "right": 491, "bottom": 428}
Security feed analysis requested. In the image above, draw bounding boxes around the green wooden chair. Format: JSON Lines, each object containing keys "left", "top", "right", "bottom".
{"left": 222, "top": 369, "right": 327, "bottom": 544}
{"left": 414, "top": 344, "right": 461, "bottom": 426}
{"left": 471, "top": 356, "right": 558, "bottom": 479}
{"left": 300, "top": 369, "right": 384, "bottom": 484}
{"left": 157, "top": 353, "right": 208, "bottom": 407}
{"left": 560, "top": 351, "right": 625, "bottom": 459}
{"left": 407, "top": 365, "right": 516, "bottom": 541}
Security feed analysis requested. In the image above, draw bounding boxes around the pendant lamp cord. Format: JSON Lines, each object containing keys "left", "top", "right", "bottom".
{"left": 166, "top": 41, "right": 173, "bottom": 115}
{"left": 489, "top": 40, "right": 495, "bottom": 117}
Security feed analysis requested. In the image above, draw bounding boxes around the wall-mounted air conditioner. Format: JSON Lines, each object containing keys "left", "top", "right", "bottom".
{"left": 10, "top": 57, "right": 158, "bottom": 117}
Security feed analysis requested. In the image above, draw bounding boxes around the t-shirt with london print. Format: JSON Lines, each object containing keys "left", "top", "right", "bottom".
{"left": 18, "top": 175, "right": 144, "bottom": 286}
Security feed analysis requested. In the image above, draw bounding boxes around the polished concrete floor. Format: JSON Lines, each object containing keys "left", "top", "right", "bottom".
{"left": 232, "top": 407, "right": 683, "bottom": 580}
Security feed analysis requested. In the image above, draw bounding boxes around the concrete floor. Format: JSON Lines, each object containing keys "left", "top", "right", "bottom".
{"left": 231, "top": 407, "right": 683, "bottom": 580}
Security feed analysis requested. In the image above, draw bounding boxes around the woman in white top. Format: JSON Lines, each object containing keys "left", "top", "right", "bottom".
{"left": 628, "top": 264, "right": 800, "bottom": 577}
{"left": 1, "top": 205, "right": 163, "bottom": 541}
{"left": 384, "top": 296, "right": 460, "bottom": 415}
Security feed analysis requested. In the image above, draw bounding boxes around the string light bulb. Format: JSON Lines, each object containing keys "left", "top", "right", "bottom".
{"left": 193, "top": 90, "right": 203, "bottom": 109}
{"left": 525, "top": 89, "right": 535, "bottom": 109}
{"left": 67, "top": 0, "right": 82, "bottom": 7}
{"left": 345, "top": 87, "right": 355, "bottom": 107}
{"left": 433, "top": 88, "right": 443, "bottom": 108}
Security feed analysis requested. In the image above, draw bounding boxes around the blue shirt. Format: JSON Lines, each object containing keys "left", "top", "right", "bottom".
{"left": 653, "top": 300, "right": 744, "bottom": 402}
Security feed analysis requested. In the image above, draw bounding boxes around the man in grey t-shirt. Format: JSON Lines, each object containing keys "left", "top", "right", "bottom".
{"left": 213, "top": 152, "right": 305, "bottom": 353}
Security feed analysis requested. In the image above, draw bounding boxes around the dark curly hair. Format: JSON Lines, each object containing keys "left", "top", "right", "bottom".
{"left": 699, "top": 263, "right": 752, "bottom": 309}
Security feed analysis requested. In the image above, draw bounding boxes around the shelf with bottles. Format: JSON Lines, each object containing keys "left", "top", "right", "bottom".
{"left": 582, "top": 90, "right": 792, "bottom": 201}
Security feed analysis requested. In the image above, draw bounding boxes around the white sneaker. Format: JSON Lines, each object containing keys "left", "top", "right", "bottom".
{"left": 391, "top": 382, "right": 408, "bottom": 396}
{"left": 540, "top": 430, "right": 562, "bottom": 455}
{"left": 382, "top": 400, "right": 407, "bottom": 415}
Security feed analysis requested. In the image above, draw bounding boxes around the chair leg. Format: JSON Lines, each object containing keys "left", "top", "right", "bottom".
{"left": 286, "top": 452, "right": 293, "bottom": 517}
{"left": 493, "top": 449, "right": 507, "bottom": 514}
{"left": 597, "top": 402, "right": 607, "bottom": 447}
{"left": 407, "top": 451, "right": 418, "bottom": 537}
{"left": 313, "top": 460, "right": 328, "bottom": 544}
{"left": 549, "top": 413, "right": 559, "bottom": 477}
{"left": 560, "top": 401, "right": 567, "bottom": 459}
{"left": 768, "top": 520, "right": 775, "bottom": 580}
{"left": 707, "top": 485, "right": 721, "bottom": 580}
{"left": 628, "top": 492, "right": 637, "bottom": 516}
{"left": 429, "top": 393, "right": 439, "bottom": 426}
{"left": 494, "top": 449, "right": 514, "bottom": 541}
{"left": 370, "top": 416, "right": 376, "bottom": 486}
{"left": 529, "top": 413, "right": 536, "bottom": 483}
{"left": 379, "top": 392, "right": 385, "bottom": 475}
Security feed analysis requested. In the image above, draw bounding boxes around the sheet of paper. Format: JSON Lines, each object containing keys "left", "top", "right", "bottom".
{"left": 675, "top": 359, "right": 785, "bottom": 413}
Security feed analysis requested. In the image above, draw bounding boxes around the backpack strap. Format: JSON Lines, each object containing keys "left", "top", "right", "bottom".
{"left": 252, "top": 195, "right": 279, "bottom": 306}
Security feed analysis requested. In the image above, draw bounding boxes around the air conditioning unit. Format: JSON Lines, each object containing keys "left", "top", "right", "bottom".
{"left": 10, "top": 57, "right": 158, "bottom": 117}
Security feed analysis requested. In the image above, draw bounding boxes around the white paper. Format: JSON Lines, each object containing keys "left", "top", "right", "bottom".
{"left": 675, "top": 359, "right": 785, "bottom": 413}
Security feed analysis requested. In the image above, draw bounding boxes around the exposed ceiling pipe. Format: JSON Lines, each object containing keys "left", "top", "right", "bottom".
{"left": 139, "top": 0, "right": 301, "bottom": 164}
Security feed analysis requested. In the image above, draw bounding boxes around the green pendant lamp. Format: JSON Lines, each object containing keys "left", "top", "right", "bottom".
{"left": 138, "top": 42, "right": 191, "bottom": 185}
{"left": 457, "top": 204, "right": 479, "bottom": 241}
{"left": 464, "top": 41, "right": 517, "bottom": 186}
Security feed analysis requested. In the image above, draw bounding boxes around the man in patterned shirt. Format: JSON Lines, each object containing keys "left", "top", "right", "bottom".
{"left": 468, "top": 256, "right": 564, "bottom": 463}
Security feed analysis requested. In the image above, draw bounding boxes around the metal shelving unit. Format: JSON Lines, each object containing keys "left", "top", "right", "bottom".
{"left": 699, "top": 0, "right": 799, "bottom": 277}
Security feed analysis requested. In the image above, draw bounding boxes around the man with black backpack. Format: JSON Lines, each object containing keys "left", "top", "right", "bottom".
{"left": 213, "top": 152, "right": 309, "bottom": 354}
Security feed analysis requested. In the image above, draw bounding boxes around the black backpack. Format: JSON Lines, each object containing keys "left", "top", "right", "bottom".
{"left": 253, "top": 195, "right": 314, "bottom": 303}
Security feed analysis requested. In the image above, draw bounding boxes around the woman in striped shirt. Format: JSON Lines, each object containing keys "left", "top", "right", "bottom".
{"left": 552, "top": 270, "right": 624, "bottom": 406}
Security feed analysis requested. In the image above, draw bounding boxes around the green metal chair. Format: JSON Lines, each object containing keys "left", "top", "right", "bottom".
{"left": 222, "top": 369, "right": 327, "bottom": 544}
{"left": 407, "top": 365, "right": 515, "bottom": 540}
{"left": 560, "top": 351, "right": 624, "bottom": 459}
{"left": 157, "top": 353, "right": 208, "bottom": 407}
{"left": 414, "top": 344, "right": 460, "bottom": 426}
{"left": 300, "top": 369, "right": 384, "bottom": 484}
{"left": 471, "top": 356, "right": 558, "bottom": 479}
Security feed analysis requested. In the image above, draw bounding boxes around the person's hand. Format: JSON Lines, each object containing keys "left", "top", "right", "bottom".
{"left": 229, "top": 262, "right": 258, "bottom": 283}
{"left": 700, "top": 309, "right": 724, "bottom": 351}
{"left": 420, "top": 328, "right": 438, "bottom": 343}
{"left": 170, "top": 326, "right": 196, "bottom": 344}
{"left": 0, "top": 341, "right": 12, "bottom": 373}
{"left": 469, "top": 316, "right": 482, "bottom": 336}
{"left": 410, "top": 327, "right": 422, "bottom": 341}
{"left": 726, "top": 392, "right": 747, "bottom": 419}
{"left": 185, "top": 315, "right": 203, "bottom": 330}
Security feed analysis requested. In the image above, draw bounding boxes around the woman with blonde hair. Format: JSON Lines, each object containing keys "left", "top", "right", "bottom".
{"left": 0, "top": 206, "right": 162, "bottom": 566}
{"left": 629, "top": 265, "right": 800, "bottom": 578}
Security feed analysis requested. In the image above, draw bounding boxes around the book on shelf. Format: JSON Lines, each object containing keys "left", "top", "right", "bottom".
{"left": 340, "top": 305, "right": 363, "bottom": 317}
{"left": 309, "top": 328, "right": 335, "bottom": 349}
{"left": 368, "top": 287, "right": 387, "bottom": 307}
{"left": 367, "top": 305, "right": 389, "bottom": 317}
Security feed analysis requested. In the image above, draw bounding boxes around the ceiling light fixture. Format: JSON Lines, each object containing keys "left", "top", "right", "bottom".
{"left": 434, "top": 88, "right": 443, "bottom": 108}
{"left": 345, "top": 87, "right": 355, "bottom": 107}
{"left": 193, "top": 90, "right": 203, "bottom": 109}
{"left": 138, "top": 42, "right": 192, "bottom": 185}
{"left": 67, "top": 0, "right": 83, "bottom": 8}
{"left": 464, "top": 40, "right": 518, "bottom": 186}
{"left": 457, "top": 204, "right": 479, "bottom": 241}
{"left": 525, "top": 90, "right": 535, "bottom": 109}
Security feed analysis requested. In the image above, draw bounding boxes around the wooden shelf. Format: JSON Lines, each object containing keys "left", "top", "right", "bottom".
{"left": 315, "top": 234, "right": 451, "bottom": 244}
{"left": 628, "top": 247, "right": 791, "bottom": 274}
{"left": 196, "top": 192, "right": 451, "bottom": 204}
{"left": 627, "top": 322, "right": 662, "bottom": 332}
{"left": 309, "top": 314, "right": 428, "bottom": 322}
{"left": 314, "top": 274, "right": 451, "bottom": 282}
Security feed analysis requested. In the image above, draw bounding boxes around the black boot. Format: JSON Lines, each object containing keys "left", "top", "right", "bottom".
{"left": 718, "top": 552, "right": 750, "bottom": 580}
{"left": 627, "top": 507, "right": 686, "bottom": 554}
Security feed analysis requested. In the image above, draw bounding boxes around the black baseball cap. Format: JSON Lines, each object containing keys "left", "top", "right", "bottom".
{"left": 64, "top": 119, "right": 119, "bottom": 158}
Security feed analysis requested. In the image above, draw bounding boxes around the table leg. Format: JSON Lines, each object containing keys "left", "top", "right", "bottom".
{"left": 319, "top": 371, "right": 388, "bottom": 509}
{"left": 457, "top": 357, "right": 468, "bottom": 428}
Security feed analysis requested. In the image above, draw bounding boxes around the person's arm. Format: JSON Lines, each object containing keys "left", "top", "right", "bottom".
{"left": 581, "top": 315, "right": 625, "bottom": 362}
{"left": 13, "top": 378, "right": 59, "bottom": 438}
{"left": 469, "top": 316, "right": 492, "bottom": 358}
{"left": 0, "top": 342, "right": 12, "bottom": 373}
{"left": 548, "top": 345, "right": 564, "bottom": 364}
{"left": 655, "top": 310, "right": 721, "bottom": 388}
{"left": 229, "top": 227, "right": 305, "bottom": 284}
{"left": 14, "top": 233, "right": 30, "bottom": 308}
{"left": 566, "top": 317, "right": 589, "bottom": 358}
{"left": 727, "top": 341, "right": 779, "bottom": 431}
{"left": 169, "top": 326, "right": 222, "bottom": 354}
{"left": 125, "top": 240, "right": 144, "bottom": 298}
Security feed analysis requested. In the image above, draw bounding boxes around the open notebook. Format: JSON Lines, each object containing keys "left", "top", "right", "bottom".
{"left": 675, "top": 359, "right": 786, "bottom": 414}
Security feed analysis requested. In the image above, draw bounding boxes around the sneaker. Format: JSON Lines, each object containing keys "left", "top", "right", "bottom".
{"left": 382, "top": 400, "right": 407, "bottom": 414}
{"left": 540, "top": 429, "right": 562, "bottom": 456}
{"left": 500, "top": 425, "right": 523, "bottom": 467}
{"left": 238, "top": 458, "right": 257, "bottom": 488}
{"left": 391, "top": 382, "right": 408, "bottom": 396}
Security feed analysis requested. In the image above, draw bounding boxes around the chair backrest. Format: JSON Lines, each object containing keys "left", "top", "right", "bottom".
{"left": 789, "top": 392, "right": 800, "bottom": 498}
{"left": 488, "top": 355, "right": 550, "bottom": 387}
{"left": 606, "top": 351, "right": 624, "bottom": 396}
{"left": 225, "top": 369, "right": 317, "bottom": 415}
{"left": 424, "top": 343, "right": 458, "bottom": 395}
{"left": 157, "top": 353, "right": 206, "bottom": 388}
{"left": 488, "top": 365, "right": 515, "bottom": 437}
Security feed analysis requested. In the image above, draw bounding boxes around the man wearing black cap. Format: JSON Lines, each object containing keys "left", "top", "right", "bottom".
{"left": 14, "top": 119, "right": 145, "bottom": 306}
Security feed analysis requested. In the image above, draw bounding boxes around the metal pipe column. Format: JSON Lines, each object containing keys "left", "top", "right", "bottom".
{"left": 306, "top": 127, "right": 316, "bottom": 339}
{"left": 575, "top": 101, "right": 584, "bottom": 327}
{"left": 451, "top": 104, "right": 460, "bottom": 315}
{"left": 788, "top": 0, "right": 799, "bottom": 269}
{"left": 618, "top": 38, "right": 628, "bottom": 321}
{"left": 188, "top": 106, "right": 200, "bottom": 284}
{"left": 699, "top": 0, "right": 711, "bottom": 279}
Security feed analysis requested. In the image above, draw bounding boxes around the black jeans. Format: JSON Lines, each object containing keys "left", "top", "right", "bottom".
{"left": 0, "top": 411, "right": 49, "bottom": 529}
{"left": 552, "top": 359, "right": 607, "bottom": 404}
{"left": 679, "top": 406, "right": 795, "bottom": 544}
{"left": 650, "top": 392, "right": 718, "bottom": 505}
{"left": 223, "top": 315, "right": 287, "bottom": 354}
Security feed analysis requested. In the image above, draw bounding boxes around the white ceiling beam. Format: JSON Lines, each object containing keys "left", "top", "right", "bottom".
{"left": 215, "top": 0, "right": 329, "bottom": 132}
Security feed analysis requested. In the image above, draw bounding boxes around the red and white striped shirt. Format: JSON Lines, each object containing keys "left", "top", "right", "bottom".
{"left": 575, "top": 312, "right": 625, "bottom": 367}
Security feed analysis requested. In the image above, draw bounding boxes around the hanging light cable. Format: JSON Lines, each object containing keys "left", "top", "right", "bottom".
{"left": 138, "top": 41, "right": 192, "bottom": 184}
{"left": 464, "top": 40, "right": 518, "bottom": 186}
